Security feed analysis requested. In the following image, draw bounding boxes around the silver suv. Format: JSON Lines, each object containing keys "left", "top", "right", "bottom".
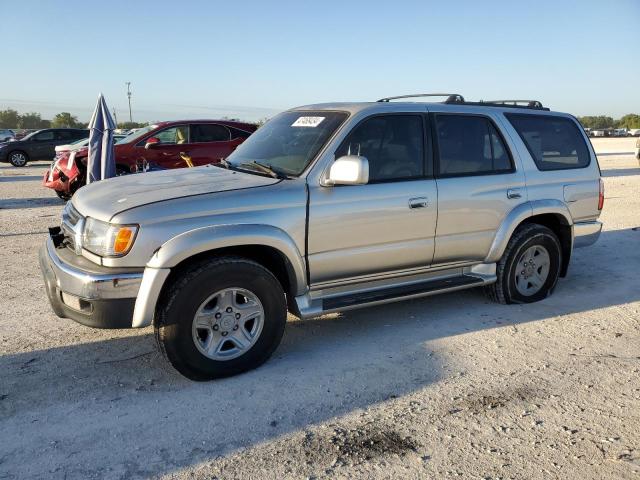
{"left": 39, "top": 94, "right": 603, "bottom": 380}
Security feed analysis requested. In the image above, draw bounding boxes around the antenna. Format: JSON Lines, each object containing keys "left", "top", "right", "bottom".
{"left": 125, "top": 82, "right": 133, "bottom": 123}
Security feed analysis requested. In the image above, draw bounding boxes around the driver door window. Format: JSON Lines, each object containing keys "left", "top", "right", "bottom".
{"left": 154, "top": 125, "right": 189, "bottom": 145}
{"left": 335, "top": 115, "right": 427, "bottom": 182}
{"left": 34, "top": 131, "right": 55, "bottom": 141}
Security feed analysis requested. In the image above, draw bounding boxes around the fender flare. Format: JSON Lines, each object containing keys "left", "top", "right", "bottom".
{"left": 132, "top": 224, "right": 307, "bottom": 328}
{"left": 485, "top": 200, "right": 573, "bottom": 263}
{"left": 147, "top": 223, "right": 307, "bottom": 293}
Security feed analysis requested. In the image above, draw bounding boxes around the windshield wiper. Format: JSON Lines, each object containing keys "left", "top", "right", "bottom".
{"left": 239, "top": 160, "right": 287, "bottom": 179}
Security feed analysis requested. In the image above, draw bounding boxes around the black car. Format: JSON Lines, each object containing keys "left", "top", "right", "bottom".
{"left": 0, "top": 128, "right": 88, "bottom": 167}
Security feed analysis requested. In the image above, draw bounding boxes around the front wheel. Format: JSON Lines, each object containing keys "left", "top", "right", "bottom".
{"left": 155, "top": 256, "right": 287, "bottom": 380}
{"left": 485, "top": 223, "right": 561, "bottom": 304}
{"left": 55, "top": 190, "right": 72, "bottom": 201}
{"left": 9, "top": 151, "right": 28, "bottom": 167}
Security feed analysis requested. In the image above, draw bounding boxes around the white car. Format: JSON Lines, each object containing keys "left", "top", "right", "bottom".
{"left": 635, "top": 137, "right": 640, "bottom": 163}
{"left": 0, "top": 129, "right": 15, "bottom": 142}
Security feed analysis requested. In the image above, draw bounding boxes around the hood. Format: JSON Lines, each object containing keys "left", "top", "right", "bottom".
{"left": 72, "top": 165, "right": 280, "bottom": 222}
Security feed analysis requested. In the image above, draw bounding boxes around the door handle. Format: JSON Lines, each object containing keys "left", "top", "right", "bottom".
{"left": 507, "top": 189, "right": 522, "bottom": 199}
{"left": 409, "top": 197, "right": 429, "bottom": 209}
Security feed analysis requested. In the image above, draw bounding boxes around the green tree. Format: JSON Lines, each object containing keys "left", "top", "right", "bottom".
{"left": 18, "top": 112, "right": 46, "bottom": 129}
{"left": 617, "top": 114, "right": 640, "bottom": 130}
{"left": 577, "top": 116, "right": 615, "bottom": 129}
{"left": 0, "top": 109, "right": 20, "bottom": 128}
{"left": 51, "top": 112, "right": 83, "bottom": 128}
{"left": 117, "top": 121, "right": 148, "bottom": 130}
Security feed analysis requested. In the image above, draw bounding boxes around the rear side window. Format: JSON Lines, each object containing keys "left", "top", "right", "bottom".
{"left": 229, "top": 127, "right": 252, "bottom": 139}
{"left": 435, "top": 114, "right": 513, "bottom": 176}
{"left": 506, "top": 114, "right": 590, "bottom": 170}
{"left": 191, "top": 124, "right": 231, "bottom": 143}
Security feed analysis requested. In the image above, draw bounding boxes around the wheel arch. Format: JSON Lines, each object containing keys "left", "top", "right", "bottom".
{"left": 486, "top": 200, "right": 573, "bottom": 277}
{"left": 132, "top": 225, "right": 307, "bottom": 329}
{"left": 147, "top": 224, "right": 306, "bottom": 293}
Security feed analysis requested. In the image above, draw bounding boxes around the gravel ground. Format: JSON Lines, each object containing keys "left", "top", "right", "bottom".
{"left": 0, "top": 138, "right": 638, "bottom": 480}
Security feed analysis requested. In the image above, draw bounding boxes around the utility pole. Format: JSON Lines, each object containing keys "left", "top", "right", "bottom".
{"left": 125, "top": 82, "right": 133, "bottom": 123}
{"left": 112, "top": 108, "right": 118, "bottom": 126}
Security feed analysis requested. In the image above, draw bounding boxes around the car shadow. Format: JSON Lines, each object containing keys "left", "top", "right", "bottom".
{"left": 0, "top": 228, "right": 638, "bottom": 478}
{"left": 600, "top": 167, "right": 640, "bottom": 178}
{"left": 0, "top": 175, "right": 44, "bottom": 182}
{"left": 0, "top": 197, "right": 63, "bottom": 209}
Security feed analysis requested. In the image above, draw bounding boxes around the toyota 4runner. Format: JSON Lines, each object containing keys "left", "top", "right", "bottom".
{"left": 39, "top": 94, "right": 604, "bottom": 380}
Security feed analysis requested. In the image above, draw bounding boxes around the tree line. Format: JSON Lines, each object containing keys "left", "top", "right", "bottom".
{"left": 576, "top": 114, "right": 640, "bottom": 130}
{"left": 4, "top": 107, "right": 637, "bottom": 131}
{"left": 0, "top": 108, "right": 148, "bottom": 130}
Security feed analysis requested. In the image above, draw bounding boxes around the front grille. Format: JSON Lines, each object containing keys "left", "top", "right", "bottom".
{"left": 60, "top": 203, "right": 84, "bottom": 254}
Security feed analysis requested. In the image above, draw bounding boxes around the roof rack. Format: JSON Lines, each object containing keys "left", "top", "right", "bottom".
{"left": 377, "top": 93, "right": 465, "bottom": 103}
{"left": 375, "top": 94, "right": 548, "bottom": 110}
{"left": 483, "top": 100, "right": 545, "bottom": 109}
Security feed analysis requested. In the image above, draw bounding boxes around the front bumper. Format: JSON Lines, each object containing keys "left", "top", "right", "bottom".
{"left": 39, "top": 237, "right": 143, "bottom": 328}
{"left": 573, "top": 221, "right": 602, "bottom": 248}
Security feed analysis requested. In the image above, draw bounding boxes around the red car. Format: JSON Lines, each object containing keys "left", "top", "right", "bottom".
{"left": 43, "top": 119, "right": 257, "bottom": 199}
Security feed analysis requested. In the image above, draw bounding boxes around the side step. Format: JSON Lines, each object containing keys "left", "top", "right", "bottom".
{"left": 295, "top": 271, "right": 491, "bottom": 319}
{"left": 324, "top": 275, "right": 483, "bottom": 310}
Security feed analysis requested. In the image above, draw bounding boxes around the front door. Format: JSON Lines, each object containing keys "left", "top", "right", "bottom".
{"left": 31, "top": 130, "right": 57, "bottom": 160}
{"left": 308, "top": 114, "right": 437, "bottom": 285}
{"left": 144, "top": 124, "right": 190, "bottom": 169}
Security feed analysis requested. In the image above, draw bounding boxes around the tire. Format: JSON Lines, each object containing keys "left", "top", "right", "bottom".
{"left": 8, "top": 151, "right": 28, "bottom": 167}
{"left": 55, "top": 190, "right": 72, "bottom": 201}
{"left": 485, "top": 223, "right": 562, "bottom": 304}
{"left": 155, "top": 256, "right": 287, "bottom": 381}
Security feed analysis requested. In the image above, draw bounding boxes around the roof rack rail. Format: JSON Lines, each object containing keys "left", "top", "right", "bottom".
{"left": 483, "top": 100, "right": 545, "bottom": 109}
{"left": 377, "top": 93, "right": 465, "bottom": 103}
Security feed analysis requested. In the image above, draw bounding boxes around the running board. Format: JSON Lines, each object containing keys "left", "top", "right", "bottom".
{"left": 294, "top": 271, "right": 492, "bottom": 319}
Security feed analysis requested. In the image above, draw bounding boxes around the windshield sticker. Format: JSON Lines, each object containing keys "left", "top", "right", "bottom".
{"left": 292, "top": 116, "right": 325, "bottom": 128}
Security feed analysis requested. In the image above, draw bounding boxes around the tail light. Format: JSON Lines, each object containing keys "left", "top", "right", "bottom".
{"left": 598, "top": 178, "right": 604, "bottom": 211}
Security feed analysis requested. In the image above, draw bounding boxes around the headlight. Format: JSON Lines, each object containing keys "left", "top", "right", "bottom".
{"left": 82, "top": 217, "right": 139, "bottom": 257}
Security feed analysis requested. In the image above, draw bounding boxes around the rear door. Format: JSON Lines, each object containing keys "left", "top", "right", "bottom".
{"left": 430, "top": 110, "right": 528, "bottom": 264}
{"left": 188, "top": 123, "right": 236, "bottom": 165}
{"left": 308, "top": 113, "right": 437, "bottom": 284}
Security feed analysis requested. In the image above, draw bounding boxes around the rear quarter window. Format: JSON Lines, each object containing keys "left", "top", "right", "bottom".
{"left": 506, "top": 113, "right": 590, "bottom": 171}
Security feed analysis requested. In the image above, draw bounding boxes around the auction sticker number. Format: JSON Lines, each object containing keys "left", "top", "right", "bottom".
{"left": 292, "top": 116, "right": 325, "bottom": 127}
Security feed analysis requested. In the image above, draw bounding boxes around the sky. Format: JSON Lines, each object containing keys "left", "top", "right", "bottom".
{"left": 1, "top": 0, "right": 639, "bottom": 123}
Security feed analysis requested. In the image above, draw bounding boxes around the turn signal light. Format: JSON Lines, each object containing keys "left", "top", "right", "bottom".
{"left": 113, "top": 227, "right": 136, "bottom": 254}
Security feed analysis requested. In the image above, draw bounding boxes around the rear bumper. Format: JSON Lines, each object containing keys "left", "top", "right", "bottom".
{"left": 39, "top": 238, "right": 143, "bottom": 328}
{"left": 573, "top": 221, "right": 602, "bottom": 248}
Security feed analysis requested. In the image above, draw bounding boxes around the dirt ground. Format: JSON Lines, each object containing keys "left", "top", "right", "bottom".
{"left": 0, "top": 137, "right": 638, "bottom": 480}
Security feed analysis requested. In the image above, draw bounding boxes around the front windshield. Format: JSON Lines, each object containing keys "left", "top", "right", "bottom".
{"left": 115, "top": 125, "right": 157, "bottom": 145}
{"left": 226, "top": 111, "right": 348, "bottom": 176}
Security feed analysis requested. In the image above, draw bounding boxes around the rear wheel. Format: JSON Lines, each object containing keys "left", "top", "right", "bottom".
{"left": 8, "top": 151, "right": 28, "bottom": 167}
{"left": 155, "top": 256, "right": 287, "bottom": 380}
{"left": 485, "top": 223, "right": 561, "bottom": 304}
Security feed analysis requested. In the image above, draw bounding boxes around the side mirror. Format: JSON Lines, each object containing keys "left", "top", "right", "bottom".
{"left": 326, "top": 155, "right": 369, "bottom": 185}
{"left": 145, "top": 137, "right": 160, "bottom": 149}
